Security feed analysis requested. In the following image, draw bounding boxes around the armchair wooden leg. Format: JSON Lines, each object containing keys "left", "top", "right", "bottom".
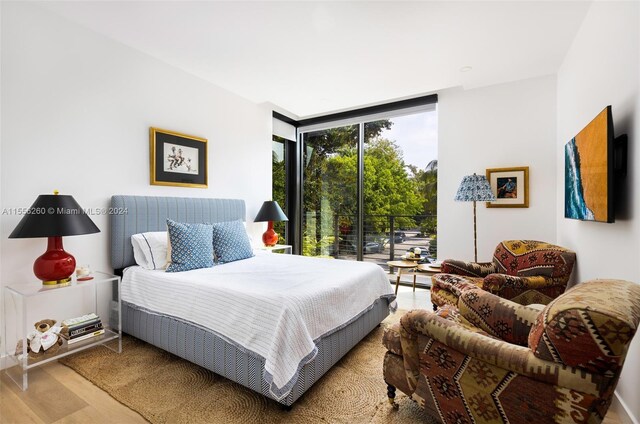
{"left": 387, "top": 384, "right": 399, "bottom": 410}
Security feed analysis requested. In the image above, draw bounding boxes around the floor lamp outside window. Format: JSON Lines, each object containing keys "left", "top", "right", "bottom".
{"left": 454, "top": 173, "right": 496, "bottom": 262}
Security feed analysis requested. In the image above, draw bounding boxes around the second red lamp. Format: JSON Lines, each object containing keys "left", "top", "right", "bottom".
{"left": 254, "top": 201, "right": 288, "bottom": 247}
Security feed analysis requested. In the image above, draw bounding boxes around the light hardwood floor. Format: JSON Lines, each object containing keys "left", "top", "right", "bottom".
{"left": 1, "top": 361, "right": 146, "bottom": 423}
{"left": 0, "top": 286, "right": 623, "bottom": 423}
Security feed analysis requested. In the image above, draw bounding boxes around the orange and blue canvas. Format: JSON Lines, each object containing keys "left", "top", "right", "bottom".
{"left": 564, "top": 107, "right": 610, "bottom": 222}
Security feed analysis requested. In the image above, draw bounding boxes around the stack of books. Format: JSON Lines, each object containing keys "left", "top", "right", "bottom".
{"left": 61, "top": 313, "right": 105, "bottom": 344}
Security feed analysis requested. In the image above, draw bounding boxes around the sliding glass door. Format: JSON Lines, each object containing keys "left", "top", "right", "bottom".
{"left": 301, "top": 125, "right": 358, "bottom": 258}
{"left": 362, "top": 114, "right": 438, "bottom": 266}
{"left": 300, "top": 107, "right": 438, "bottom": 265}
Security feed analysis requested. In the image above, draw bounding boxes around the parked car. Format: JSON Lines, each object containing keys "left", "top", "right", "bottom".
{"left": 328, "top": 240, "right": 384, "bottom": 255}
{"left": 393, "top": 231, "right": 406, "bottom": 243}
{"left": 363, "top": 241, "right": 384, "bottom": 254}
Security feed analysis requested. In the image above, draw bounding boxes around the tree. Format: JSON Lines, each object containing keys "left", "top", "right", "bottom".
{"left": 303, "top": 120, "right": 392, "bottom": 158}
{"left": 302, "top": 122, "right": 393, "bottom": 255}
{"left": 322, "top": 137, "right": 423, "bottom": 233}
{"left": 300, "top": 120, "right": 433, "bottom": 256}
{"left": 408, "top": 159, "right": 438, "bottom": 236}
{"left": 363, "top": 138, "right": 423, "bottom": 229}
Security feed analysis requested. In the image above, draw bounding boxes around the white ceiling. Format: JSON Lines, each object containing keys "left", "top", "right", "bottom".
{"left": 41, "top": 1, "right": 591, "bottom": 118}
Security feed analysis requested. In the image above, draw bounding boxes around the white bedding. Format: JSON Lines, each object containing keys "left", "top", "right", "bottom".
{"left": 121, "top": 253, "right": 395, "bottom": 400}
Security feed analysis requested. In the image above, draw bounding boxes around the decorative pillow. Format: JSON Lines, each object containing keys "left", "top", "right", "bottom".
{"left": 131, "top": 231, "right": 169, "bottom": 270}
{"left": 166, "top": 219, "right": 214, "bottom": 272}
{"left": 211, "top": 220, "right": 254, "bottom": 263}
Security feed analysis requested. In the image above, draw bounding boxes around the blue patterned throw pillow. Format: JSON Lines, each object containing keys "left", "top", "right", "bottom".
{"left": 211, "top": 220, "right": 254, "bottom": 263}
{"left": 166, "top": 219, "right": 214, "bottom": 272}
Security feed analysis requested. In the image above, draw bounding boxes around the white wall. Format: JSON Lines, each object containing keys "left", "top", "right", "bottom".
{"left": 0, "top": 1, "right": 4, "bottom": 343}
{"left": 438, "top": 75, "right": 557, "bottom": 262}
{"left": 0, "top": 1, "right": 271, "bottom": 348}
{"left": 556, "top": 2, "right": 640, "bottom": 421}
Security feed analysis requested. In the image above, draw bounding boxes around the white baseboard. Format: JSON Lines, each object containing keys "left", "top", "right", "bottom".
{"left": 612, "top": 391, "right": 639, "bottom": 424}
{"left": 0, "top": 352, "right": 18, "bottom": 371}
{"left": 0, "top": 353, "right": 9, "bottom": 371}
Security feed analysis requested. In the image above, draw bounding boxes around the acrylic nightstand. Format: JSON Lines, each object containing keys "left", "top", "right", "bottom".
{"left": 255, "top": 244, "right": 292, "bottom": 254}
{"left": 3, "top": 271, "right": 121, "bottom": 390}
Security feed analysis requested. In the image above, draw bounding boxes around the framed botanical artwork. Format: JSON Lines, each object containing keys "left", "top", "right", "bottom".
{"left": 486, "top": 166, "right": 529, "bottom": 208}
{"left": 150, "top": 127, "right": 208, "bottom": 188}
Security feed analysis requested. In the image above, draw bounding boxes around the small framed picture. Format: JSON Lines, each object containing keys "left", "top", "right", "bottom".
{"left": 150, "top": 127, "right": 208, "bottom": 188}
{"left": 486, "top": 166, "right": 529, "bottom": 208}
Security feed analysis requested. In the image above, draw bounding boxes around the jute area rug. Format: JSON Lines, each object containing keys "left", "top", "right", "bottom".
{"left": 60, "top": 310, "right": 436, "bottom": 424}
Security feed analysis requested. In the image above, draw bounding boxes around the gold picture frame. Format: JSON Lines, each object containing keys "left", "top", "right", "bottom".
{"left": 486, "top": 166, "right": 529, "bottom": 208}
{"left": 150, "top": 127, "right": 208, "bottom": 188}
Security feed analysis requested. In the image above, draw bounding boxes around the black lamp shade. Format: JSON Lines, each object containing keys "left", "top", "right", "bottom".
{"left": 254, "top": 201, "right": 288, "bottom": 222}
{"left": 9, "top": 195, "right": 100, "bottom": 238}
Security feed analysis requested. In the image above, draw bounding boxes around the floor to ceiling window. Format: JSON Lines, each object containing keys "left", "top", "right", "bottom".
{"left": 298, "top": 103, "right": 438, "bottom": 267}
{"left": 271, "top": 115, "right": 297, "bottom": 245}
{"left": 362, "top": 112, "right": 438, "bottom": 267}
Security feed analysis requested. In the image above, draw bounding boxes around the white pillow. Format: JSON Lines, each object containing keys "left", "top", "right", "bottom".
{"left": 131, "top": 231, "right": 169, "bottom": 270}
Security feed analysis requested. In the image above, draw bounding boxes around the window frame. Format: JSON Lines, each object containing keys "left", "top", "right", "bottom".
{"left": 273, "top": 94, "right": 438, "bottom": 256}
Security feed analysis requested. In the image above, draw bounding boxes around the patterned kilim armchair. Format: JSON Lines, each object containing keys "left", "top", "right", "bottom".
{"left": 431, "top": 240, "right": 576, "bottom": 308}
{"left": 382, "top": 280, "right": 640, "bottom": 423}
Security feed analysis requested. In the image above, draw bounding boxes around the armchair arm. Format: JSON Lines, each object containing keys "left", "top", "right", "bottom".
{"left": 483, "top": 274, "right": 567, "bottom": 293}
{"left": 399, "top": 310, "right": 608, "bottom": 397}
{"left": 457, "top": 288, "right": 540, "bottom": 346}
{"left": 441, "top": 259, "right": 497, "bottom": 277}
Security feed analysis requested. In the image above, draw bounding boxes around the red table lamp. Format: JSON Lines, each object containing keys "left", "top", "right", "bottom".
{"left": 254, "top": 201, "right": 288, "bottom": 247}
{"left": 9, "top": 191, "right": 100, "bottom": 285}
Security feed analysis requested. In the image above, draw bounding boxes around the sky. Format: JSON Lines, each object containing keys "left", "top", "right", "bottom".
{"left": 378, "top": 109, "right": 438, "bottom": 170}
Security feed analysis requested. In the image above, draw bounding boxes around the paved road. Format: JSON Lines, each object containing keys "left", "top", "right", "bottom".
{"left": 336, "top": 231, "right": 434, "bottom": 271}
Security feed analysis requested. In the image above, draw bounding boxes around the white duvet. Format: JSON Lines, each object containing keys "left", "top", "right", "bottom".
{"left": 121, "top": 253, "right": 395, "bottom": 400}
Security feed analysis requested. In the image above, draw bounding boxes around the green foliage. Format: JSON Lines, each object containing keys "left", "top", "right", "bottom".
{"left": 304, "top": 121, "right": 392, "bottom": 158}
{"left": 428, "top": 235, "right": 437, "bottom": 258}
{"left": 313, "top": 137, "right": 425, "bottom": 234}
{"left": 407, "top": 159, "right": 438, "bottom": 217}
{"left": 302, "top": 125, "right": 356, "bottom": 240}
{"left": 300, "top": 120, "right": 437, "bottom": 255}
{"left": 419, "top": 216, "right": 437, "bottom": 237}
{"left": 363, "top": 138, "right": 423, "bottom": 231}
{"left": 302, "top": 232, "right": 335, "bottom": 257}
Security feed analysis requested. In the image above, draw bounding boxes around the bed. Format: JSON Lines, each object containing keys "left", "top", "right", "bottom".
{"left": 110, "top": 195, "right": 395, "bottom": 406}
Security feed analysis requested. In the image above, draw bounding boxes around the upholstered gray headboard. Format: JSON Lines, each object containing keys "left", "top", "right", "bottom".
{"left": 110, "top": 195, "right": 246, "bottom": 270}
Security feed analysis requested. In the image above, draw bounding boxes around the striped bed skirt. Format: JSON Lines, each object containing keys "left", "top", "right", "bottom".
{"left": 122, "top": 297, "right": 390, "bottom": 406}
